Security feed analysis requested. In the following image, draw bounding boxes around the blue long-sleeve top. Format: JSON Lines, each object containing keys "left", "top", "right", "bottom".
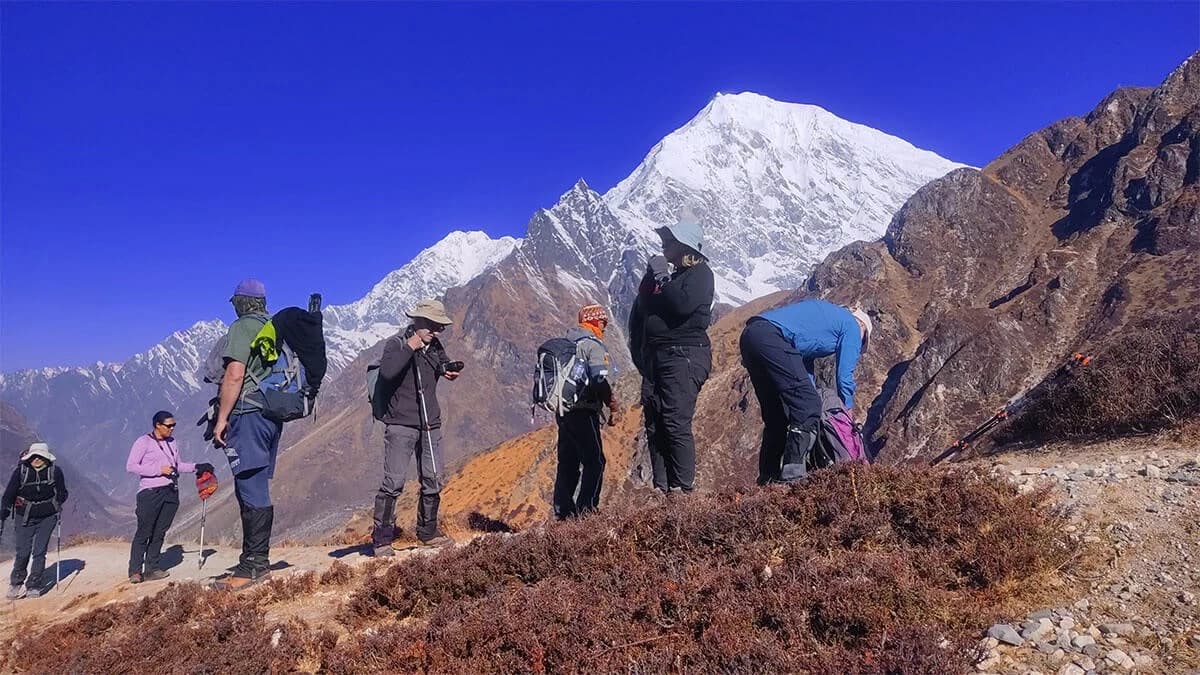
{"left": 757, "top": 299, "right": 864, "bottom": 410}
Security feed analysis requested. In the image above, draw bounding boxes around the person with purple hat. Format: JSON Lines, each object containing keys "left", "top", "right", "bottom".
{"left": 210, "top": 277, "right": 281, "bottom": 591}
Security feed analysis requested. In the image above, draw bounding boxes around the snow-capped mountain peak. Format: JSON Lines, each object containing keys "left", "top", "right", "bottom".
{"left": 605, "top": 91, "right": 967, "bottom": 305}
{"left": 321, "top": 230, "right": 518, "bottom": 369}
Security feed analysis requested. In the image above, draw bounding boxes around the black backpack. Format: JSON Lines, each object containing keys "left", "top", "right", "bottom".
{"left": 202, "top": 294, "right": 328, "bottom": 424}
{"left": 15, "top": 463, "right": 60, "bottom": 524}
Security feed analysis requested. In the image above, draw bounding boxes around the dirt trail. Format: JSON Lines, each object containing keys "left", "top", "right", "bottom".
{"left": 968, "top": 435, "right": 1200, "bottom": 674}
{"left": 0, "top": 538, "right": 408, "bottom": 634}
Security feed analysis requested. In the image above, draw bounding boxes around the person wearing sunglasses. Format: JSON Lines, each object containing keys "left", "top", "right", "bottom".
{"left": 125, "top": 410, "right": 213, "bottom": 583}
{"left": 371, "top": 298, "right": 463, "bottom": 554}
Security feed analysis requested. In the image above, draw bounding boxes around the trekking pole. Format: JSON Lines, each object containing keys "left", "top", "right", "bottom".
{"left": 55, "top": 515, "right": 62, "bottom": 593}
{"left": 931, "top": 352, "right": 1095, "bottom": 465}
{"left": 412, "top": 347, "right": 435, "bottom": 474}
{"left": 931, "top": 409, "right": 1009, "bottom": 465}
{"left": 195, "top": 468, "right": 216, "bottom": 570}
{"left": 198, "top": 499, "right": 207, "bottom": 571}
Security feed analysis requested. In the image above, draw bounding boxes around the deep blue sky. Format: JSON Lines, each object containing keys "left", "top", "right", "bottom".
{"left": 2, "top": 2, "right": 1196, "bottom": 371}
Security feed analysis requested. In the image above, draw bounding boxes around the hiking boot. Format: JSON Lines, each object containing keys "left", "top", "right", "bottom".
{"left": 391, "top": 535, "right": 420, "bottom": 551}
{"left": 6, "top": 584, "right": 25, "bottom": 600}
{"left": 210, "top": 570, "right": 271, "bottom": 592}
{"left": 26, "top": 585, "right": 45, "bottom": 598}
{"left": 128, "top": 573, "right": 143, "bottom": 584}
{"left": 417, "top": 532, "right": 454, "bottom": 548}
{"left": 144, "top": 569, "right": 170, "bottom": 582}
{"left": 372, "top": 545, "right": 395, "bottom": 558}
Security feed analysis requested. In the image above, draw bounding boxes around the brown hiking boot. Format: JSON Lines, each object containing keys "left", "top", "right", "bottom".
{"left": 144, "top": 569, "right": 170, "bottom": 582}
{"left": 390, "top": 530, "right": 422, "bottom": 551}
{"left": 210, "top": 571, "right": 271, "bottom": 592}
{"left": 418, "top": 532, "right": 455, "bottom": 548}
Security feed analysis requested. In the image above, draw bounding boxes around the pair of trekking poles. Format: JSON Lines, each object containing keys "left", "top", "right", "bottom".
{"left": 931, "top": 352, "right": 1094, "bottom": 465}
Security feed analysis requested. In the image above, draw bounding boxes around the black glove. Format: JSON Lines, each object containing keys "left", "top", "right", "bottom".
{"left": 647, "top": 255, "right": 670, "bottom": 281}
{"left": 195, "top": 463, "right": 215, "bottom": 476}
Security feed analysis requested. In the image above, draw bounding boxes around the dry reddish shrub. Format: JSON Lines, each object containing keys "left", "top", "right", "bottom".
{"left": 246, "top": 570, "right": 320, "bottom": 605}
{"left": 1005, "top": 317, "right": 1200, "bottom": 442}
{"left": 319, "top": 560, "right": 356, "bottom": 586}
{"left": 8, "top": 583, "right": 304, "bottom": 675}
{"left": 334, "top": 465, "right": 1069, "bottom": 673}
{"left": 11, "top": 466, "right": 1071, "bottom": 674}
{"left": 465, "top": 510, "right": 518, "bottom": 533}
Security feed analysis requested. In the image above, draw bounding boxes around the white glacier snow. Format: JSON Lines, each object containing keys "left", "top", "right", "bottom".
{"left": 604, "top": 91, "right": 967, "bottom": 305}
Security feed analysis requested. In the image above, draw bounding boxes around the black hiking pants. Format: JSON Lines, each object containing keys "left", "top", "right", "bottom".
{"left": 645, "top": 344, "right": 711, "bottom": 492}
{"left": 129, "top": 485, "right": 180, "bottom": 576}
{"left": 553, "top": 410, "right": 606, "bottom": 519}
{"left": 10, "top": 514, "right": 56, "bottom": 588}
{"left": 740, "top": 318, "right": 822, "bottom": 484}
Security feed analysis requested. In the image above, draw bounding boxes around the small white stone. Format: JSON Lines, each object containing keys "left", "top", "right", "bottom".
{"left": 1105, "top": 648, "right": 1130, "bottom": 664}
{"left": 1072, "top": 635, "right": 1096, "bottom": 649}
{"left": 977, "top": 656, "right": 1001, "bottom": 671}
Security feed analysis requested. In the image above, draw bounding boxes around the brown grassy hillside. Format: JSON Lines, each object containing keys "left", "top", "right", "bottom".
{"left": 9, "top": 466, "right": 1073, "bottom": 674}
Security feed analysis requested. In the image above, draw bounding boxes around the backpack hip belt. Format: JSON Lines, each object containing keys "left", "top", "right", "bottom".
{"left": 17, "top": 497, "right": 60, "bottom": 525}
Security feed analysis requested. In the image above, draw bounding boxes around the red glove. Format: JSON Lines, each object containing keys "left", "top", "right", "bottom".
{"left": 196, "top": 470, "right": 218, "bottom": 501}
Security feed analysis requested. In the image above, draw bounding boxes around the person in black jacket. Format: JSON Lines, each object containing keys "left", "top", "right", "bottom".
{"left": 628, "top": 213, "right": 715, "bottom": 495}
{"left": 2, "top": 443, "right": 69, "bottom": 599}
{"left": 371, "top": 298, "right": 462, "bottom": 555}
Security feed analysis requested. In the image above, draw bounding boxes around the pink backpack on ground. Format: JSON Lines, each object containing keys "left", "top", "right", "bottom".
{"left": 811, "top": 388, "right": 869, "bottom": 468}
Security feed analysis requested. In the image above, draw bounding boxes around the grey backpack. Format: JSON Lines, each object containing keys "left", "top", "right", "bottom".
{"left": 366, "top": 361, "right": 389, "bottom": 422}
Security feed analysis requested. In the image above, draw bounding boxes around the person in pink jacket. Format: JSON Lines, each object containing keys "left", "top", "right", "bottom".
{"left": 125, "top": 410, "right": 213, "bottom": 583}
